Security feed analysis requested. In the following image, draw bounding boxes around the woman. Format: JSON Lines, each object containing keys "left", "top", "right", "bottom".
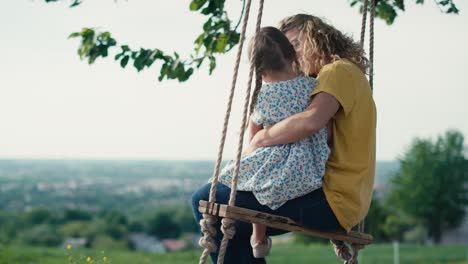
{"left": 191, "top": 14, "right": 376, "bottom": 264}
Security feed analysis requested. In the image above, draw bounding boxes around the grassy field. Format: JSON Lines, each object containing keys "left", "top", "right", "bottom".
{"left": 0, "top": 243, "right": 467, "bottom": 264}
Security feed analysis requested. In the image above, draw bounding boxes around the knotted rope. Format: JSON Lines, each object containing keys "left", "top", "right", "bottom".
{"left": 360, "top": 0, "right": 369, "bottom": 47}
{"left": 197, "top": 0, "right": 254, "bottom": 263}
{"left": 331, "top": 0, "right": 375, "bottom": 263}
{"left": 332, "top": 240, "right": 366, "bottom": 264}
{"left": 197, "top": 0, "right": 260, "bottom": 263}
{"left": 216, "top": 0, "right": 264, "bottom": 263}
{"left": 369, "top": 0, "right": 376, "bottom": 90}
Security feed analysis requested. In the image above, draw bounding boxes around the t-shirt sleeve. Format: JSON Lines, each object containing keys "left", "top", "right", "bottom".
{"left": 310, "top": 62, "right": 356, "bottom": 116}
{"left": 249, "top": 84, "right": 269, "bottom": 125}
{"left": 250, "top": 105, "right": 263, "bottom": 125}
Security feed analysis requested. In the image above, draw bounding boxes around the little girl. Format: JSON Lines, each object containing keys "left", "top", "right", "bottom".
{"left": 218, "top": 27, "right": 330, "bottom": 258}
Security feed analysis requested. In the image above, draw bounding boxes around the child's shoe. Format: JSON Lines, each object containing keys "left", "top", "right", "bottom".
{"left": 250, "top": 236, "right": 272, "bottom": 258}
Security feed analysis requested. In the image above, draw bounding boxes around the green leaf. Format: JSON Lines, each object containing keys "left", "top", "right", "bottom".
{"left": 201, "top": 6, "right": 213, "bottom": 15}
{"left": 203, "top": 18, "right": 212, "bottom": 31}
{"left": 203, "top": 35, "right": 214, "bottom": 49}
{"left": 159, "top": 64, "right": 169, "bottom": 81}
{"left": 439, "top": 0, "right": 450, "bottom": 5}
{"left": 194, "top": 33, "right": 205, "bottom": 52}
{"left": 136, "top": 49, "right": 152, "bottom": 71}
{"left": 214, "top": 34, "right": 228, "bottom": 53}
{"left": 109, "top": 39, "right": 117, "bottom": 46}
{"left": 101, "top": 32, "right": 111, "bottom": 39}
{"left": 394, "top": 0, "right": 405, "bottom": 10}
{"left": 115, "top": 53, "right": 123, "bottom": 60}
{"left": 447, "top": 4, "right": 459, "bottom": 13}
{"left": 229, "top": 32, "right": 240, "bottom": 46}
{"left": 68, "top": 32, "right": 80, "bottom": 39}
{"left": 120, "top": 56, "right": 130, "bottom": 68}
{"left": 209, "top": 56, "right": 216, "bottom": 74}
{"left": 81, "top": 28, "right": 94, "bottom": 36}
{"left": 189, "top": 0, "right": 208, "bottom": 11}
{"left": 101, "top": 49, "right": 108, "bottom": 57}
{"left": 181, "top": 68, "right": 194, "bottom": 81}
{"left": 195, "top": 57, "right": 205, "bottom": 68}
{"left": 70, "top": 0, "right": 81, "bottom": 7}
{"left": 121, "top": 45, "right": 130, "bottom": 52}
{"left": 150, "top": 49, "right": 163, "bottom": 60}
{"left": 214, "top": 0, "right": 224, "bottom": 9}
{"left": 189, "top": 1, "right": 199, "bottom": 10}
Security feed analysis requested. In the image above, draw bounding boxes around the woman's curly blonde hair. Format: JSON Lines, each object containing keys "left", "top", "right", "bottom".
{"left": 279, "top": 14, "right": 369, "bottom": 75}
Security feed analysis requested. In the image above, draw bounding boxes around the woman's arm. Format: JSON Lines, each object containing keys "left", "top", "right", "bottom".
{"left": 249, "top": 119, "right": 264, "bottom": 143}
{"left": 250, "top": 92, "right": 340, "bottom": 149}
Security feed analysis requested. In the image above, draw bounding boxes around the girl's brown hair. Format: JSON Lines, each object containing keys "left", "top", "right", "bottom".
{"left": 248, "top": 26, "right": 299, "bottom": 118}
{"left": 279, "top": 14, "right": 369, "bottom": 75}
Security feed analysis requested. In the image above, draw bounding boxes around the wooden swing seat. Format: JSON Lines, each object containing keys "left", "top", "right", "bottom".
{"left": 199, "top": 200, "right": 373, "bottom": 245}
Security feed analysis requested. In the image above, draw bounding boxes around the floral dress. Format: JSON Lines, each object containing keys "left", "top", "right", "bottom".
{"left": 218, "top": 76, "right": 330, "bottom": 210}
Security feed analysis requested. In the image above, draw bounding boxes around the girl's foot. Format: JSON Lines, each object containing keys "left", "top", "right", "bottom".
{"left": 250, "top": 236, "right": 272, "bottom": 258}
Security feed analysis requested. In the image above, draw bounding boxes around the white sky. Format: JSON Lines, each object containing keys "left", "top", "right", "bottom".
{"left": 0, "top": 0, "right": 467, "bottom": 160}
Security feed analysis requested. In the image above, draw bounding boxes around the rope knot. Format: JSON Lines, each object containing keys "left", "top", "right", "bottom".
{"left": 331, "top": 240, "right": 366, "bottom": 264}
{"left": 220, "top": 218, "right": 236, "bottom": 239}
{"left": 198, "top": 214, "right": 217, "bottom": 253}
{"left": 331, "top": 240, "right": 352, "bottom": 261}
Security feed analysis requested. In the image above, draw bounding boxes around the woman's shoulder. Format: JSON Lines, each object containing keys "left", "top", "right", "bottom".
{"left": 319, "top": 59, "right": 363, "bottom": 77}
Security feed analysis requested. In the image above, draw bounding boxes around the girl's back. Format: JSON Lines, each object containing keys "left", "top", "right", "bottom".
{"left": 219, "top": 76, "right": 330, "bottom": 210}
{"left": 251, "top": 76, "right": 317, "bottom": 127}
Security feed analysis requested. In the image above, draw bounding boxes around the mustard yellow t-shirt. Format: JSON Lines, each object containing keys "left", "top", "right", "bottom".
{"left": 311, "top": 59, "right": 376, "bottom": 232}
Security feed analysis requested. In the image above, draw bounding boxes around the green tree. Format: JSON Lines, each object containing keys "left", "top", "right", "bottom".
{"left": 23, "top": 208, "right": 54, "bottom": 226}
{"left": 381, "top": 213, "right": 413, "bottom": 241}
{"left": 365, "top": 198, "right": 391, "bottom": 242}
{"left": 173, "top": 204, "right": 199, "bottom": 233}
{"left": 63, "top": 208, "right": 92, "bottom": 222}
{"left": 0, "top": 210, "right": 19, "bottom": 244}
{"left": 388, "top": 130, "right": 468, "bottom": 243}
{"left": 17, "top": 224, "right": 62, "bottom": 246}
{"left": 148, "top": 211, "right": 181, "bottom": 239}
{"left": 59, "top": 220, "right": 97, "bottom": 238}
{"left": 43, "top": 0, "right": 459, "bottom": 82}
{"left": 101, "top": 211, "right": 129, "bottom": 239}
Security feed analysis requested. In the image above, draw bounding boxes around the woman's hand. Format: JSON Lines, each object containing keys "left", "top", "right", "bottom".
{"left": 244, "top": 130, "right": 264, "bottom": 156}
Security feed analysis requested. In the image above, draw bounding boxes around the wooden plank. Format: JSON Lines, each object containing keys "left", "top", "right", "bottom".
{"left": 199, "top": 202, "right": 372, "bottom": 244}
{"left": 199, "top": 200, "right": 373, "bottom": 245}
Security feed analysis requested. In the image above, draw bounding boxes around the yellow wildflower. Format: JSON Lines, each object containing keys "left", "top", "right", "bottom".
{"left": 67, "top": 244, "right": 72, "bottom": 250}
{"left": 86, "top": 256, "right": 92, "bottom": 263}
{"left": 103, "top": 256, "right": 108, "bottom": 262}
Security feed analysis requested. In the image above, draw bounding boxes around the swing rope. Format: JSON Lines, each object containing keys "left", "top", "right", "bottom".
{"left": 198, "top": 0, "right": 255, "bottom": 263}
{"left": 217, "top": 1, "right": 264, "bottom": 263}
{"left": 360, "top": 0, "right": 369, "bottom": 47}
{"left": 198, "top": 0, "right": 375, "bottom": 263}
{"left": 358, "top": 0, "right": 370, "bottom": 237}
{"left": 369, "top": 0, "right": 376, "bottom": 91}
{"left": 331, "top": 0, "right": 375, "bottom": 263}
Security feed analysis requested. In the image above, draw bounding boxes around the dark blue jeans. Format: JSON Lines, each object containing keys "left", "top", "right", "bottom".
{"left": 191, "top": 183, "right": 342, "bottom": 264}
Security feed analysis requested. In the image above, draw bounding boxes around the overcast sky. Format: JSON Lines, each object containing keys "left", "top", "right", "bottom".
{"left": 0, "top": 0, "right": 467, "bottom": 160}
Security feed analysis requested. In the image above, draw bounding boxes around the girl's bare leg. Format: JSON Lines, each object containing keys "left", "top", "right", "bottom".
{"left": 252, "top": 223, "right": 267, "bottom": 243}
{"left": 251, "top": 223, "right": 272, "bottom": 258}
